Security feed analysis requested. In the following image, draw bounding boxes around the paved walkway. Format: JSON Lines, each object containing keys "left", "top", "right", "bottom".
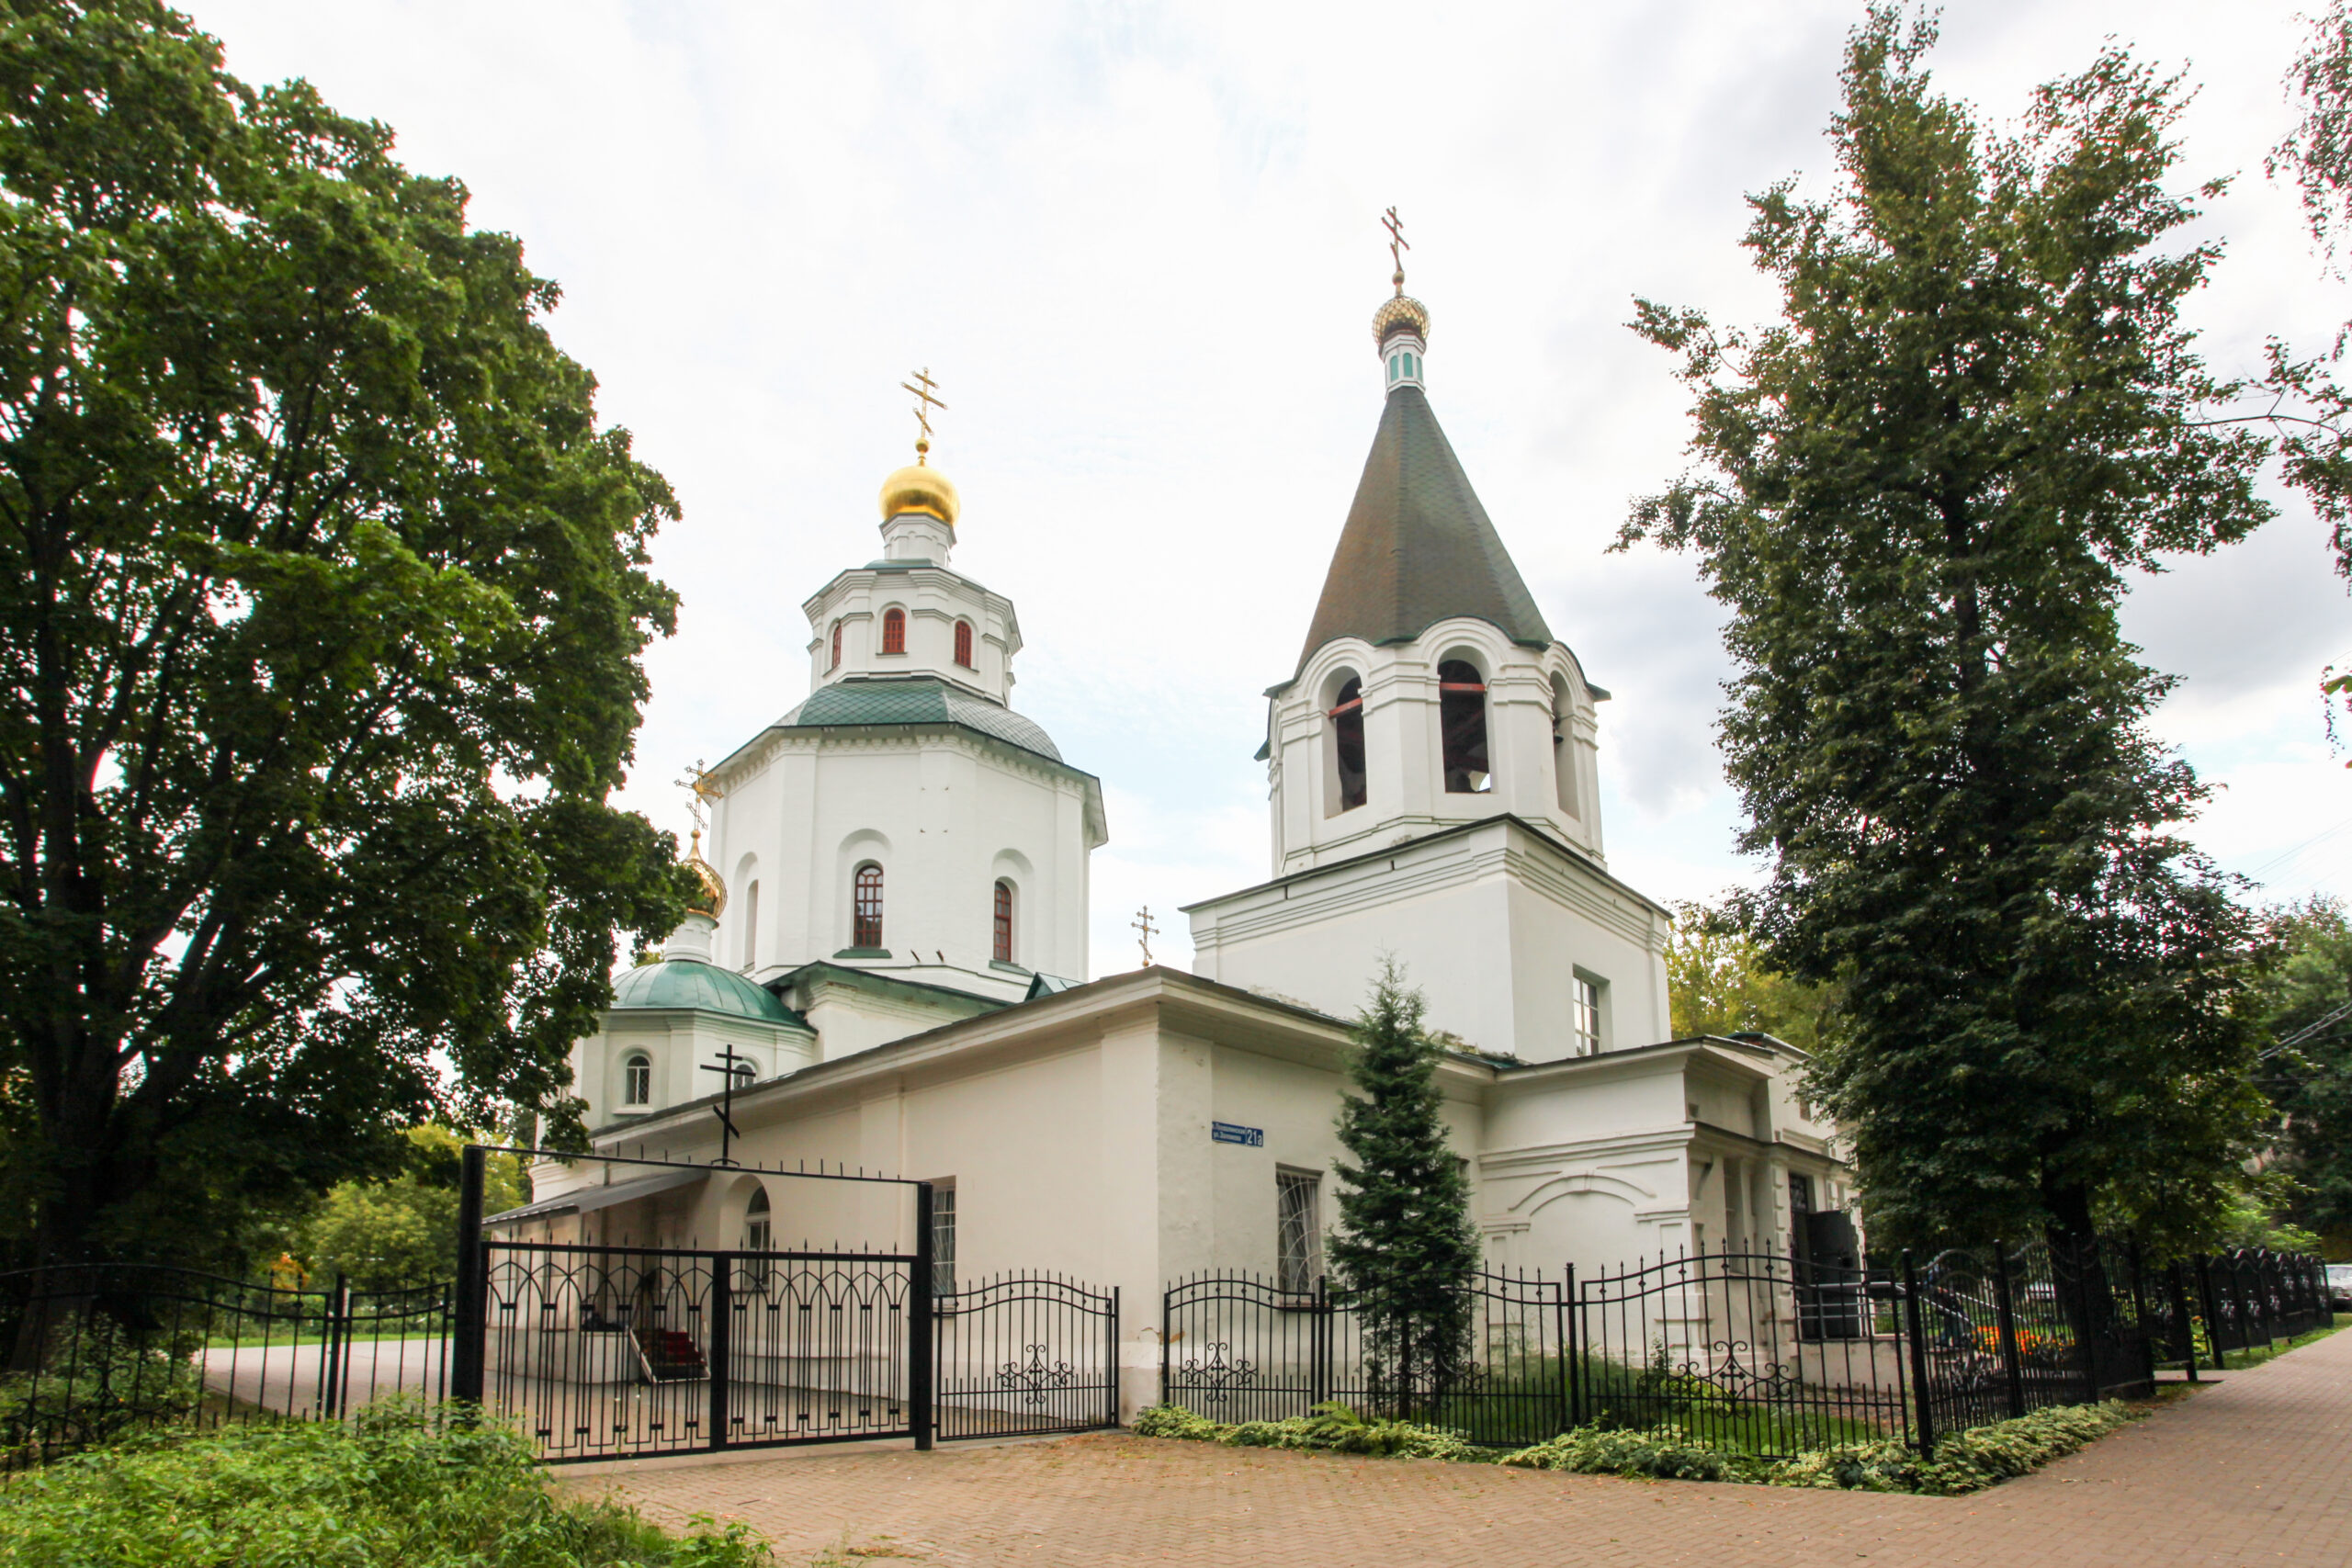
{"left": 589, "top": 1328, "right": 2352, "bottom": 1567}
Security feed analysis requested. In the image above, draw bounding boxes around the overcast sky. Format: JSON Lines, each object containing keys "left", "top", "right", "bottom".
{"left": 183, "top": 0, "right": 2352, "bottom": 976}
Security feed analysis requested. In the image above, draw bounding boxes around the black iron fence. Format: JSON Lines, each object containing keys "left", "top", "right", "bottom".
{"left": 1160, "top": 1242, "right": 2337, "bottom": 1457}
{"left": 0, "top": 1262, "right": 451, "bottom": 1472}
{"left": 1161, "top": 1269, "right": 1567, "bottom": 1449}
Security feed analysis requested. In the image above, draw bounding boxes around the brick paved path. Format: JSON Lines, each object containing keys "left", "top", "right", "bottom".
{"left": 589, "top": 1327, "right": 2352, "bottom": 1566}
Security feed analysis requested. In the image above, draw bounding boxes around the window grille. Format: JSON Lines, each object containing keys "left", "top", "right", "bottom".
{"left": 955, "top": 620, "right": 974, "bottom": 668}
{"left": 830, "top": 620, "right": 842, "bottom": 671}
{"left": 622, "top": 1054, "right": 651, "bottom": 1107}
{"left": 992, "top": 880, "right": 1014, "bottom": 963}
{"left": 854, "top": 863, "right": 884, "bottom": 948}
{"left": 1329, "top": 677, "right": 1367, "bottom": 813}
{"left": 1574, "top": 976, "right": 1602, "bottom": 1055}
{"left": 930, "top": 1185, "right": 956, "bottom": 1296}
{"left": 1276, "top": 1171, "right": 1321, "bottom": 1297}
{"left": 882, "top": 608, "right": 907, "bottom": 655}
{"left": 1439, "top": 660, "right": 1491, "bottom": 794}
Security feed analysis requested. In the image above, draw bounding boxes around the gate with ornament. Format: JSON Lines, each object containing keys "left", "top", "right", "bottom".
{"left": 932, "top": 1272, "right": 1119, "bottom": 1440}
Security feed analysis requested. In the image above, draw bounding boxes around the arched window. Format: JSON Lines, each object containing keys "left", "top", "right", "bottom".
{"left": 830, "top": 620, "right": 842, "bottom": 671}
{"left": 741, "top": 1186, "right": 773, "bottom": 1290}
{"left": 731, "top": 1058, "right": 757, "bottom": 1089}
{"left": 853, "top": 863, "right": 885, "bottom": 949}
{"left": 993, "top": 879, "right": 1014, "bottom": 964}
{"left": 881, "top": 608, "right": 907, "bottom": 655}
{"left": 622, "top": 1052, "right": 652, "bottom": 1108}
{"left": 1439, "top": 660, "right": 1491, "bottom": 794}
{"left": 954, "top": 619, "right": 974, "bottom": 668}
{"left": 741, "top": 880, "right": 760, "bottom": 968}
{"left": 1328, "top": 676, "right": 1367, "bottom": 814}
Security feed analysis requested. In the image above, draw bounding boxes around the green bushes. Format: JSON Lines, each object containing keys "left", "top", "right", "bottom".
{"left": 0, "top": 1399, "right": 771, "bottom": 1567}
{"left": 1134, "top": 1401, "right": 1487, "bottom": 1462}
{"left": 1135, "top": 1398, "right": 2141, "bottom": 1496}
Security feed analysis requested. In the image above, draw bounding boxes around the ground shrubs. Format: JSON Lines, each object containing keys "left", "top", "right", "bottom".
{"left": 1137, "top": 1399, "right": 2140, "bottom": 1495}
{"left": 0, "top": 1399, "right": 771, "bottom": 1567}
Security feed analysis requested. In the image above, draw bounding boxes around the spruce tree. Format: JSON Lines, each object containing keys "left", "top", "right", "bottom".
{"left": 1328, "top": 961, "right": 1481, "bottom": 1412}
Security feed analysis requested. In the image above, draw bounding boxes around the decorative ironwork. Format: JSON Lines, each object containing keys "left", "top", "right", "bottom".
{"left": 999, "top": 1345, "right": 1079, "bottom": 1406}
{"left": 1173, "top": 1342, "right": 1261, "bottom": 1406}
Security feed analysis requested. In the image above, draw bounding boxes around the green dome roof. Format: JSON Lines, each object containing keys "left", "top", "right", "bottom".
{"left": 609, "top": 957, "right": 794, "bottom": 1021}
{"left": 779, "top": 677, "right": 1061, "bottom": 761}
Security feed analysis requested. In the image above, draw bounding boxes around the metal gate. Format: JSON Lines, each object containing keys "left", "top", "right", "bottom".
{"left": 474, "top": 1243, "right": 923, "bottom": 1461}
{"left": 934, "top": 1272, "right": 1119, "bottom": 1440}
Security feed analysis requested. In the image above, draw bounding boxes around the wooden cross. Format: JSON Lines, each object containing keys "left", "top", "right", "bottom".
{"left": 1133, "top": 906, "right": 1159, "bottom": 967}
{"left": 900, "top": 367, "right": 948, "bottom": 456}
{"left": 700, "top": 1043, "right": 754, "bottom": 1166}
{"left": 1383, "top": 207, "right": 1409, "bottom": 286}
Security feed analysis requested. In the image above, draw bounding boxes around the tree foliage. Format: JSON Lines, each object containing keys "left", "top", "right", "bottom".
{"left": 0, "top": 0, "right": 692, "bottom": 1263}
{"left": 1328, "top": 961, "right": 1480, "bottom": 1405}
{"left": 1665, "top": 899, "right": 1841, "bottom": 1053}
{"left": 2245, "top": 898, "right": 2352, "bottom": 1247}
{"left": 1619, "top": 7, "right": 2270, "bottom": 1250}
{"left": 292, "top": 1127, "right": 527, "bottom": 1290}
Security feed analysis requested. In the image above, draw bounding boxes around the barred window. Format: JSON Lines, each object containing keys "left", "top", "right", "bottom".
{"left": 622, "top": 1053, "right": 652, "bottom": 1107}
{"left": 1276, "top": 1170, "right": 1321, "bottom": 1297}
{"left": 854, "top": 863, "right": 884, "bottom": 948}
{"left": 882, "top": 607, "right": 907, "bottom": 655}
{"left": 955, "top": 620, "right": 975, "bottom": 668}
{"left": 992, "top": 880, "right": 1014, "bottom": 964}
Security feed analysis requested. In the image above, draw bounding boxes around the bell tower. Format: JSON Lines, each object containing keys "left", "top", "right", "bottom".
{"left": 1185, "top": 219, "right": 1669, "bottom": 1063}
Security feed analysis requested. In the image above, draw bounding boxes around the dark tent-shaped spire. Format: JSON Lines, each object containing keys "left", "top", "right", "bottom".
{"left": 1295, "top": 385, "right": 1551, "bottom": 674}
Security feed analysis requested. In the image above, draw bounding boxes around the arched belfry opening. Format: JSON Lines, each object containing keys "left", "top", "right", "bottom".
{"left": 1326, "top": 673, "right": 1367, "bottom": 815}
{"left": 1439, "top": 660, "right": 1490, "bottom": 794}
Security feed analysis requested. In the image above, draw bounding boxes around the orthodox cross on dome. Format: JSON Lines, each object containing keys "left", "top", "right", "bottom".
{"left": 1133, "top": 905, "right": 1159, "bottom": 967}
{"left": 676, "top": 759, "right": 722, "bottom": 841}
{"left": 901, "top": 367, "right": 948, "bottom": 463}
{"left": 1383, "top": 207, "right": 1409, "bottom": 295}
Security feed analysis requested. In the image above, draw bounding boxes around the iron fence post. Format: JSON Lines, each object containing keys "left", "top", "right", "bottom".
{"left": 451, "top": 1144, "right": 488, "bottom": 1406}
{"left": 2068, "top": 1237, "right": 2101, "bottom": 1404}
{"left": 1991, "top": 1244, "right": 2026, "bottom": 1420}
{"left": 1159, "top": 1280, "right": 1172, "bottom": 1409}
{"left": 2168, "top": 1262, "right": 2200, "bottom": 1383}
{"left": 1108, "top": 1286, "right": 1122, "bottom": 1429}
{"left": 911, "top": 1182, "right": 934, "bottom": 1451}
{"left": 707, "top": 1253, "right": 732, "bottom": 1451}
{"left": 1563, "top": 1263, "right": 1579, "bottom": 1432}
{"left": 1313, "top": 1274, "right": 1330, "bottom": 1406}
{"left": 325, "top": 1272, "right": 353, "bottom": 1421}
{"left": 1901, "top": 1251, "right": 1936, "bottom": 1456}
{"left": 2196, "top": 1254, "right": 2223, "bottom": 1368}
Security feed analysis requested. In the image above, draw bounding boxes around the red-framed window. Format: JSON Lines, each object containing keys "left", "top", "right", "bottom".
{"left": 955, "top": 620, "right": 974, "bottom": 669}
{"left": 853, "top": 863, "right": 884, "bottom": 948}
{"left": 882, "top": 608, "right": 907, "bottom": 655}
{"left": 992, "top": 880, "right": 1013, "bottom": 963}
{"left": 830, "top": 620, "right": 842, "bottom": 671}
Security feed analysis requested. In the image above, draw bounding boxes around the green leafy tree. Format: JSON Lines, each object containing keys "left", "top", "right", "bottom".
{"left": 1665, "top": 899, "right": 1841, "bottom": 1052}
{"left": 1618, "top": 7, "right": 2270, "bottom": 1252}
{"left": 0, "top": 1, "right": 691, "bottom": 1265}
{"left": 295, "top": 1127, "right": 527, "bottom": 1290}
{"left": 1328, "top": 961, "right": 1481, "bottom": 1411}
{"left": 2245, "top": 899, "right": 2352, "bottom": 1248}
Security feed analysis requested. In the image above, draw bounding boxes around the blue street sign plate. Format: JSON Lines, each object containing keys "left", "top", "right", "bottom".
{"left": 1211, "top": 1122, "right": 1264, "bottom": 1147}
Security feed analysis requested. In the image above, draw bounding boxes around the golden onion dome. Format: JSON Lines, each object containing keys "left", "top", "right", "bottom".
{"left": 878, "top": 458, "right": 960, "bottom": 526}
{"left": 1374, "top": 292, "right": 1430, "bottom": 347}
{"left": 683, "top": 829, "right": 727, "bottom": 919}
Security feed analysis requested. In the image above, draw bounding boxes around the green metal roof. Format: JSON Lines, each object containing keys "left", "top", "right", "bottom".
{"left": 609, "top": 957, "right": 799, "bottom": 1022}
{"left": 779, "top": 677, "right": 1063, "bottom": 762}
{"left": 1295, "top": 385, "right": 1552, "bottom": 674}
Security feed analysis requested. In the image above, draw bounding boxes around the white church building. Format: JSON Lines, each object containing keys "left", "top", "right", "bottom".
{"left": 496, "top": 272, "right": 1851, "bottom": 1417}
